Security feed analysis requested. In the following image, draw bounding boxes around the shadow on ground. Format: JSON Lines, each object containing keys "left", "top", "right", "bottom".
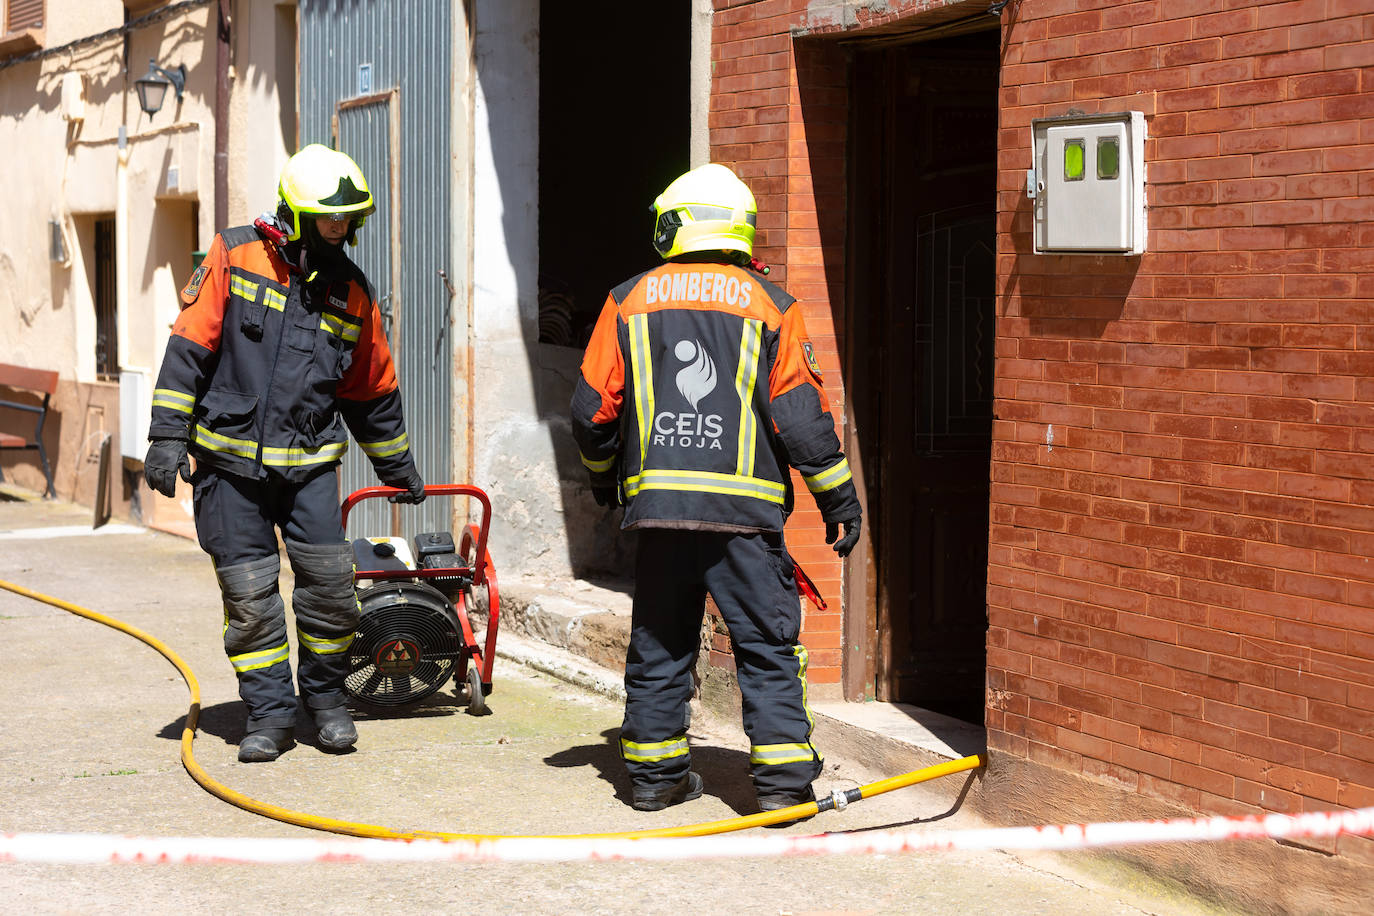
{"left": 157, "top": 685, "right": 489, "bottom": 754}
{"left": 544, "top": 727, "right": 768, "bottom": 816}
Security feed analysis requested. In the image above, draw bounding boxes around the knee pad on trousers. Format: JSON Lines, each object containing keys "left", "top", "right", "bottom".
{"left": 215, "top": 554, "right": 286, "bottom": 654}
{"left": 285, "top": 539, "right": 358, "bottom": 634}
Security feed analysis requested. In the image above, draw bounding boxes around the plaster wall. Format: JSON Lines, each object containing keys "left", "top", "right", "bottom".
{"left": 471, "top": 0, "right": 572, "bottom": 579}
{"left": 225, "top": 0, "right": 297, "bottom": 229}
{"left": 467, "top": 0, "right": 648, "bottom": 582}
{"left": 689, "top": 0, "right": 712, "bottom": 168}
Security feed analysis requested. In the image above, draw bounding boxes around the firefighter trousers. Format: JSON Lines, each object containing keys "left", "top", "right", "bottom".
{"left": 620, "top": 529, "right": 823, "bottom": 799}
{"left": 192, "top": 465, "right": 357, "bottom": 732}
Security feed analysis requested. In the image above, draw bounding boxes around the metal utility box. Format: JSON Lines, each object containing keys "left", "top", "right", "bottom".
{"left": 1030, "top": 111, "right": 1146, "bottom": 255}
{"left": 119, "top": 370, "right": 151, "bottom": 460}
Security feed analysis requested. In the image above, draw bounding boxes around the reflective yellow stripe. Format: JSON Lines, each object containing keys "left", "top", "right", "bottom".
{"left": 229, "top": 641, "right": 290, "bottom": 673}
{"left": 152, "top": 388, "right": 195, "bottom": 414}
{"left": 803, "top": 457, "right": 853, "bottom": 494}
{"left": 230, "top": 274, "right": 285, "bottom": 311}
{"left": 749, "top": 644, "right": 818, "bottom": 766}
{"left": 229, "top": 275, "right": 259, "bottom": 301}
{"left": 359, "top": 433, "right": 408, "bottom": 459}
{"left": 628, "top": 313, "right": 654, "bottom": 472}
{"left": 749, "top": 743, "right": 817, "bottom": 766}
{"left": 734, "top": 319, "right": 762, "bottom": 478}
{"left": 620, "top": 735, "right": 689, "bottom": 763}
{"left": 193, "top": 425, "right": 348, "bottom": 467}
{"left": 320, "top": 312, "right": 361, "bottom": 342}
{"left": 796, "top": 643, "right": 816, "bottom": 732}
{"left": 192, "top": 424, "right": 258, "bottom": 460}
{"left": 298, "top": 628, "right": 354, "bottom": 656}
{"left": 623, "top": 468, "right": 786, "bottom": 504}
{"left": 580, "top": 451, "right": 615, "bottom": 473}
{"left": 261, "top": 442, "right": 348, "bottom": 467}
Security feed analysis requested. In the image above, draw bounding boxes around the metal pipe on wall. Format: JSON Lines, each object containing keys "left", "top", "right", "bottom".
{"left": 214, "top": 0, "right": 230, "bottom": 230}
{"left": 454, "top": 0, "right": 475, "bottom": 494}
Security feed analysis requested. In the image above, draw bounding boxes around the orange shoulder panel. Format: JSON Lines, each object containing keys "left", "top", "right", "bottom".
{"left": 233, "top": 239, "right": 291, "bottom": 285}
{"left": 579, "top": 294, "right": 625, "bottom": 425}
{"left": 769, "top": 297, "right": 830, "bottom": 412}
{"left": 338, "top": 282, "right": 399, "bottom": 399}
{"left": 172, "top": 234, "right": 230, "bottom": 351}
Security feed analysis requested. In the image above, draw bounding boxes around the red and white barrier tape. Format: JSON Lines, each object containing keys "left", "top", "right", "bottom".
{"left": 3, "top": 806, "right": 1372, "bottom": 865}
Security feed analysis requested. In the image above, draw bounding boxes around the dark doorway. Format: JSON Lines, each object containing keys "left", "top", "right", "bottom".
{"left": 537, "top": 1, "right": 691, "bottom": 351}
{"left": 849, "top": 31, "right": 999, "bottom": 724}
{"left": 93, "top": 216, "right": 119, "bottom": 381}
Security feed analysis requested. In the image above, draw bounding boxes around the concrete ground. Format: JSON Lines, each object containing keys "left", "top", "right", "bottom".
{"left": 0, "top": 486, "right": 1253, "bottom": 914}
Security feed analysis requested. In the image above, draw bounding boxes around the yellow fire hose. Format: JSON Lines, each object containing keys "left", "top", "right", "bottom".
{"left": 1, "top": 577, "right": 984, "bottom": 840}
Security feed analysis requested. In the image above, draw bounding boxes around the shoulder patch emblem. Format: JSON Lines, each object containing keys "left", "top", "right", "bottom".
{"left": 181, "top": 264, "right": 209, "bottom": 302}
{"left": 801, "top": 340, "right": 823, "bottom": 381}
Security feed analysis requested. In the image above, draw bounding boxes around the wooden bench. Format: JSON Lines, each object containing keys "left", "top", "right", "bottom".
{"left": 0, "top": 363, "right": 58, "bottom": 498}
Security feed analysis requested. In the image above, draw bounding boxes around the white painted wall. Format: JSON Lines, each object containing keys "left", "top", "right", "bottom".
{"left": 228, "top": 0, "right": 299, "bottom": 227}
{"left": 691, "top": 0, "right": 713, "bottom": 167}
{"left": 466, "top": 0, "right": 708, "bottom": 581}
{"left": 472, "top": 0, "right": 573, "bottom": 578}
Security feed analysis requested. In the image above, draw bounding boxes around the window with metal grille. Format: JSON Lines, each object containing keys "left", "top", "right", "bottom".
{"left": 5, "top": 0, "right": 44, "bottom": 32}
{"left": 94, "top": 217, "right": 119, "bottom": 380}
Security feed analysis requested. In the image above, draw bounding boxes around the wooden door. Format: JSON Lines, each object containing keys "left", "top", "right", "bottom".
{"left": 850, "top": 34, "right": 998, "bottom": 723}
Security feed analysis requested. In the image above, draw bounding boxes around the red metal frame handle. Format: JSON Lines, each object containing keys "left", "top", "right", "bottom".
{"left": 341, "top": 484, "right": 493, "bottom": 587}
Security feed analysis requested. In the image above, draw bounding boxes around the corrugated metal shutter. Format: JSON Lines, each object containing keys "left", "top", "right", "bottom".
{"left": 298, "top": 0, "right": 452, "bottom": 540}
{"left": 335, "top": 96, "right": 397, "bottom": 537}
{"left": 6, "top": 0, "right": 44, "bottom": 31}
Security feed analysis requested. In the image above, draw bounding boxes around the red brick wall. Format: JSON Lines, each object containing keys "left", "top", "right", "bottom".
{"left": 988, "top": 0, "right": 1374, "bottom": 861}
{"left": 711, "top": 1, "right": 855, "bottom": 693}
{"left": 710, "top": 0, "right": 1374, "bottom": 860}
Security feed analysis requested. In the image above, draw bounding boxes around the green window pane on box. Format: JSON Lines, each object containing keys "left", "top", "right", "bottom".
{"left": 1098, "top": 137, "right": 1120, "bottom": 180}
{"left": 1063, "top": 139, "right": 1084, "bottom": 181}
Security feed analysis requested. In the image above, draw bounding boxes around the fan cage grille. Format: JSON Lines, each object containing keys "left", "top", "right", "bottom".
{"left": 345, "top": 582, "right": 463, "bottom": 707}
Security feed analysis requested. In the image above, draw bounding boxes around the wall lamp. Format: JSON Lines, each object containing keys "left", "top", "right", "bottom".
{"left": 134, "top": 58, "right": 186, "bottom": 118}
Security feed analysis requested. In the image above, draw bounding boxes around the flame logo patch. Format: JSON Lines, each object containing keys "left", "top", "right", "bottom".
{"left": 673, "top": 340, "right": 717, "bottom": 410}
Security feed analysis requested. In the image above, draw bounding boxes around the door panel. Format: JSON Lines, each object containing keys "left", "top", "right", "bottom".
{"left": 852, "top": 35, "right": 998, "bottom": 723}
{"left": 336, "top": 95, "right": 401, "bottom": 538}
{"left": 299, "top": 0, "right": 454, "bottom": 544}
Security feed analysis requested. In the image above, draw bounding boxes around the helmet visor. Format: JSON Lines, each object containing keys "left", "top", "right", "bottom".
{"left": 652, "top": 207, "right": 684, "bottom": 257}
{"left": 653, "top": 205, "right": 757, "bottom": 258}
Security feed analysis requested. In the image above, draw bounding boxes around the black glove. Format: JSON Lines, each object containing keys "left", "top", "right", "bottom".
{"left": 825, "top": 514, "right": 862, "bottom": 558}
{"left": 384, "top": 470, "right": 426, "bottom": 504}
{"left": 144, "top": 438, "right": 191, "bottom": 498}
{"left": 592, "top": 484, "right": 622, "bottom": 508}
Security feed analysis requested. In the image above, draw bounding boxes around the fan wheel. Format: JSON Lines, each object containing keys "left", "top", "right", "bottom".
{"left": 345, "top": 581, "right": 463, "bottom": 707}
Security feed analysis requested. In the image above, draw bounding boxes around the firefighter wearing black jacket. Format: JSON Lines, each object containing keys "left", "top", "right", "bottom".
{"left": 571, "top": 163, "right": 862, "bottom": 815}
{"left": 144, "top": 145, "right": 425, "bottom": 763}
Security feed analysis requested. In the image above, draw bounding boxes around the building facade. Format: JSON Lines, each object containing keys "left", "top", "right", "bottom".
{"left": 0, "top": 0, "right": 297, "bottom": 534}
{"left": 5, "top": 0, "right": 1371, "bottom": 888}
{"left": 707, "top": 0, "right": 1374, "bottom": 879}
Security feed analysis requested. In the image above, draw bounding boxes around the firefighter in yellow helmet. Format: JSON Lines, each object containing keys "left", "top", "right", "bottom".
{"left": 144, "top": 144, "right": 425, "bottom": 762}
{"left": 571, "top": 163, "right": 863, "bottom": 817}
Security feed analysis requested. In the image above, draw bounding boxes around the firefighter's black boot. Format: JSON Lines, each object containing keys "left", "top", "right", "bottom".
{"left": 238, "top": 727, "right": 295, "bottom": 763}
{"left": 631, "top": 771, "right": 703, "bottom": 811}
{"left": 312, "top": 704, "right": 357, "bottom": 752}
{"left": 756, "top": 784, "right": 816, "bottom": 827}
